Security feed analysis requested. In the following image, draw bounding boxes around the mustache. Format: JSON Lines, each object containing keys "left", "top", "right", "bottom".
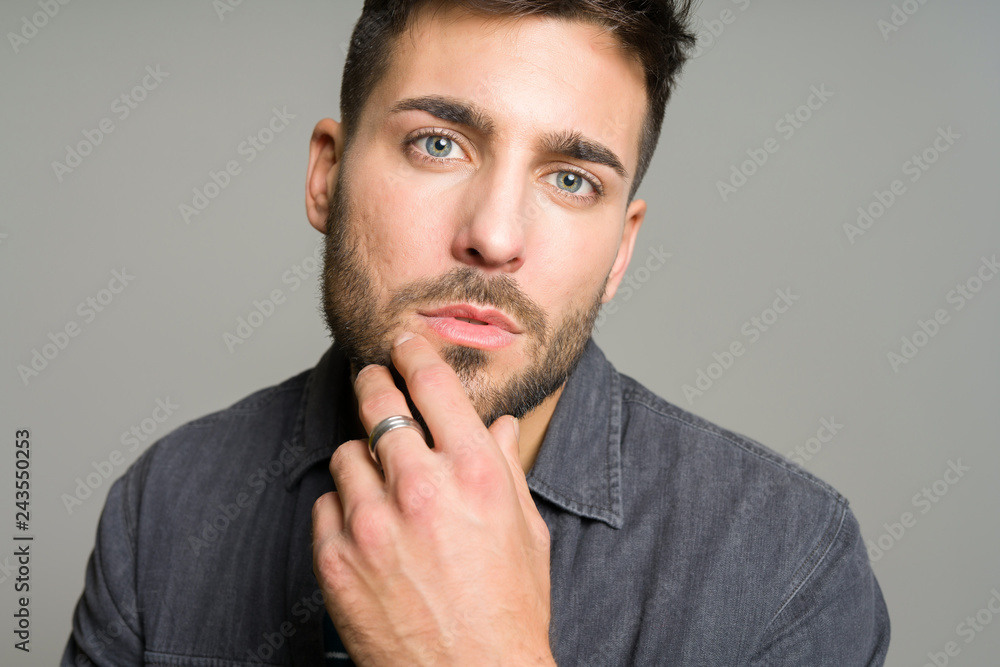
{"left": 383, "top": 266, "right": 548, "bottom": 342}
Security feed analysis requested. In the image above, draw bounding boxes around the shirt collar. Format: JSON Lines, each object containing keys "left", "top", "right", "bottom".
{"left": 285, "top": 338, "right": 624, "bottom": 529}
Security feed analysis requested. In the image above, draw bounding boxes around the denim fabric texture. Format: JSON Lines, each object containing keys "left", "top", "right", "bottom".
{"left": 62, "top": 338, "right": 890, "bottom": 666}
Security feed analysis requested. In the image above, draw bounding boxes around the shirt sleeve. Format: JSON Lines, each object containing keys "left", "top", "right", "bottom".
{"left": 747, "top": 502, "right": 891, "bottom": 666}
{"left": 60, "top": 469, "right": 145, "bottom": 666}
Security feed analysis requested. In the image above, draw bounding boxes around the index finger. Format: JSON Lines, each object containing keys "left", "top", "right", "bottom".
{"left": 390, "top": 331, "right": 493, "bottom": 454}
{"left": 353, "top": 363, "right": 434, "bottom": 475}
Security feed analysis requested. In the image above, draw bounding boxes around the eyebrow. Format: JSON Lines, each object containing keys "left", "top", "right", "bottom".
{"left": 387, "top": 95, "right": 629, "bottom": 180}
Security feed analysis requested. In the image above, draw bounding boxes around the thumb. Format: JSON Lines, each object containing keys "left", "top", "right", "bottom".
{"left": 488, "top": 414, "right": 520, "bottom": 465}
{"left": 489, "top": 415, "right": 538, "bottom": 511}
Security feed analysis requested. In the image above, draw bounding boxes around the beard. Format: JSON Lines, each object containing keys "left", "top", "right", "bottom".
{"left": 320, "top": 165, "right": 605, "bottom": 433}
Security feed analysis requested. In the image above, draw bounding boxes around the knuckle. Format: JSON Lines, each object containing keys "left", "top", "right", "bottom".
{"left": 315, "top": 541, "right": 344, "bottom": 575}
{"left": 346, "top": 503, "right": 391, "bottom": 554}
{"left": 394, "top": 469, "right": 442, "bottom": 518}
{"left": 313, "top": 540, "right": 349, "bottom": 586}
{"left": 311, "top": 493, "right": 329, "bottom": 523}
{"left": 409, "top": 364, "right": 451, "bottom": 391}
{"left": 359, "top": 388, "right": 400, "bottom": 426}
{"left": 456, "top": 455, "right": 504, "bottom": 497}
{"left": 532, "top": 517, "right": 552, "bottom": 552}
{"left": 329, "top": 443, "right": 354, "bottom": 475}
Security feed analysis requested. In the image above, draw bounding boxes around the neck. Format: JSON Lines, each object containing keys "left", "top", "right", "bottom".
{"left": 514, "top": 383, "right": 564, "bottom": 473}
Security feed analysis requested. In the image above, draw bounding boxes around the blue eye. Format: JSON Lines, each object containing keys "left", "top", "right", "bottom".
{"left": 424, "top": 135, "right": 454, "bottom": 158}
{"left": 557, "top": 172, "right": 583, "bottom": 193}
{"left": 407, "top": 129, "right": 602, "bottom": 202}
{"left": 545, "top": 170, "right": 597, "bottom": 198}
{"left": 410, "top": 131, "right": 468, "bottom": 161}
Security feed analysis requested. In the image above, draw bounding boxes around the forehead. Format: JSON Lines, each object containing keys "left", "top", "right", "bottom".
{"left": 369, "top": 6, "right": 647, "bottom": 178}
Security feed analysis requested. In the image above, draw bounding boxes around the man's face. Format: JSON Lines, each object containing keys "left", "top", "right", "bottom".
{"left": 319, "top": 7, "right": 647, "bottom": 428}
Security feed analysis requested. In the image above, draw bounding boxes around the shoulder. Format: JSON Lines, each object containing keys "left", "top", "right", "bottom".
{"left": 155, "top": 367, "right": 308, "bottom": 454}
{"left": 613, "top": 368, "right": 860, "bottom": 589}
{"left": 122, "top": 368, "right": 313, "bottom": 505}
{"left": 617, "top": 369, "right": 845, "bottom": 506}
{"left": 612, "top": 369, "right": 886, "bottom": 640}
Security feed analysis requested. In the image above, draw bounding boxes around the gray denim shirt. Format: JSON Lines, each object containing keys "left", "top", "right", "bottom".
{"left": 62, "top": 338, "right": 889, "bottom": 666}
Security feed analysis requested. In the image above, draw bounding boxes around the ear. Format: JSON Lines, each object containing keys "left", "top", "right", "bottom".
{"left": 601, "top": 198, "right": 646, "bottom": 303}
{"left": 305, "top": 118, "right": 346, "bottom": 234}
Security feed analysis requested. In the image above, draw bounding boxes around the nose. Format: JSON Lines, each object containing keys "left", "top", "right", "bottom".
{"left": 451, "top": 160, "right": 529, "bottom": 272}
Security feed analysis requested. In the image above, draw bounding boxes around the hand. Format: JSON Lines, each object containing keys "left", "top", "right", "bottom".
{"left": 311, "top": 331, "right": 556, "bottom": 666}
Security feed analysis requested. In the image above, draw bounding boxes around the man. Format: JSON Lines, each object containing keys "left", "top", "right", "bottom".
{"left": 62, "top": 0, "right": 890, "bottom": 665}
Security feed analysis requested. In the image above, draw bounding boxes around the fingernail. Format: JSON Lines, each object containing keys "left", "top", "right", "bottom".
{"left": 355, "top": 364, "right": 380, "bottom": 382}
{"left": 393, "top": 331, "right": 416, "bottom": 347}
{"left": 511, "top": 416, "right": 520, "bottom": 441}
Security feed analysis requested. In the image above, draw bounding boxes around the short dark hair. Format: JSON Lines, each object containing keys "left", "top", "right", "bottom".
{"left": 340, "top": 0, "right": 697, "bottom": 203}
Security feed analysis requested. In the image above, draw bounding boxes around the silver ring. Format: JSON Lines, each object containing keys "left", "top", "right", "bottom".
{"left": 368, "top": 415, "right": 426, "bottom": 467}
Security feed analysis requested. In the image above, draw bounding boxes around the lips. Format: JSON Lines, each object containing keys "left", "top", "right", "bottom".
{"left": 419, "top": 304, "right": 521, "bottom": 334}
{"left": 417, "top": 304, "right": 521, "bottom": 350}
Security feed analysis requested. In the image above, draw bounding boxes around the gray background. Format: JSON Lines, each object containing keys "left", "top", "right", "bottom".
{"left": 1, "top": 0, "right": 998, "bottom": 664}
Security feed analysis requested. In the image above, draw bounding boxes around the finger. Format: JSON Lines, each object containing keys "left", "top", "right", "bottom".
{"left": 389, "top": 332, "right": 493, "bottom": 454}
{"left": 487, "top": 416, "right": 550, "bottom": 553}
{"left": 490, "top": 414, "right": 520, "bottom": 464}
{"left": 488, "top": 415, "right": 533, "bottom": 510}
{"left": 311, "top": 490, "right": 344, "bottom": 548}
{"left": 328, "top": 439, "right": 386, "bottom": 510}
{"left": 353, "top": 363, "right": 431, "bottom": 475}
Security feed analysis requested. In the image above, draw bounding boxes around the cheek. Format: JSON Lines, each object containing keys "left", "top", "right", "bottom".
{"left": 529, "top": 228, "right": 617, "bottom": 310}
{"left": 350, "top": 168, "right": 457, "bottom": 287}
